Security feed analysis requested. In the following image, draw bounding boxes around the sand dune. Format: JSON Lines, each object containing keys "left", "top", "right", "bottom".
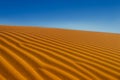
{"left": 0, "top": 25, "right": 120, "bottom": 80}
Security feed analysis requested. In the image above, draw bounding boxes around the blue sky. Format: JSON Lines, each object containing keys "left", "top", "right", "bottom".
{"left": 0, "top": 0, "right": 120, "bottom": 33}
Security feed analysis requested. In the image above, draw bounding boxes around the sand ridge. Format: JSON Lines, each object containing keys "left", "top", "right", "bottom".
{"left": 0, "top": 26, "right": 120, "bottom": 80}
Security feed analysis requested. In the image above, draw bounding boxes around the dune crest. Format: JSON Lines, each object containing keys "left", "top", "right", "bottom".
{"left": 0, "top": 26, "right": 120, "bottom": 80}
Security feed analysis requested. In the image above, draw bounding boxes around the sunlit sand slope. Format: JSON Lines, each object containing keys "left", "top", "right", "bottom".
{"left": 0, "top": 26, "right": 120, "bottom": 80}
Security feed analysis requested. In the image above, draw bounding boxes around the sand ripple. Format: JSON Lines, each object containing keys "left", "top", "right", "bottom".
{"left": 0, "top": 26, "right": 120, "bottom": 80}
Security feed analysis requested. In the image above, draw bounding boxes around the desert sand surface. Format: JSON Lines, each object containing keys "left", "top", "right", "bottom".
{"left": 0, "top": 25, "right": 120, "bottom": 80}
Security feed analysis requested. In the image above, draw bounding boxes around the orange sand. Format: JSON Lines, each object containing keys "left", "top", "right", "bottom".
{"left": 0, "top": 25, "right": 120, "bottom": 80}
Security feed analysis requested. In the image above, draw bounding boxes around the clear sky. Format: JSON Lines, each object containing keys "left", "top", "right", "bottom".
{"left": 0, "top": 0, "right": 120, "bottom": 33}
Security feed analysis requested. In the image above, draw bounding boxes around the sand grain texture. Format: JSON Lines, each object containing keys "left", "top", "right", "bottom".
{"left": 0, "top": 26, "right": 120, "bottom": 80}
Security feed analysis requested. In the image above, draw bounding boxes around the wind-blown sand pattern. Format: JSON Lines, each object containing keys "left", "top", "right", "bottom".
{"left": 0, "top": 25, "right": 120, "bottom": 80}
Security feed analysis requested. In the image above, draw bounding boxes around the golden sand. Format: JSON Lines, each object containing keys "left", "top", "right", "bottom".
{"left": 0, "top": 25, "right": 120, "bottom": 80}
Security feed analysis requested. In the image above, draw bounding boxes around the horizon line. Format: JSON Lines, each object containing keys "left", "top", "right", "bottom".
{"left": 0, "top": 24, "right": 120, "bottom": 34}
